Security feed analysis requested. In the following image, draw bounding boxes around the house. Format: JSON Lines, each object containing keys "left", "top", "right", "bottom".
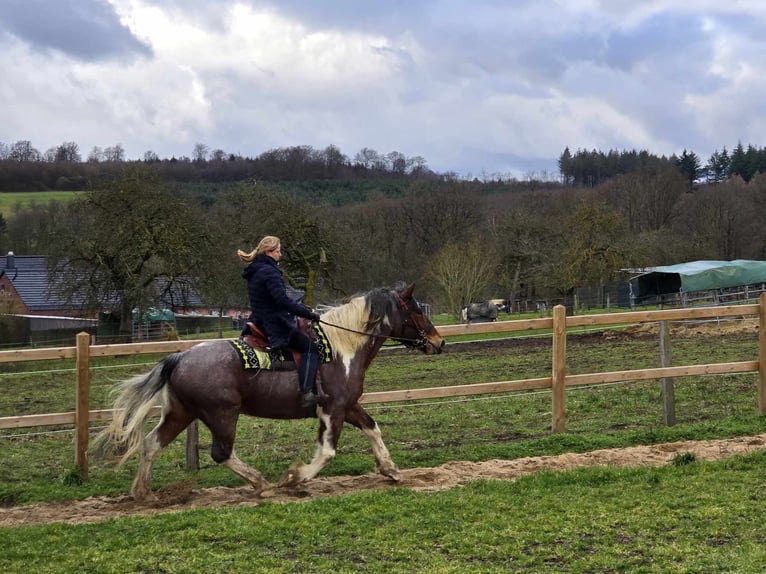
{"left": 0, "top": 250, "right": 215, "bottom": 317}
{"left": 0, "top": 251, "right": 85, "bottom": 316}
{"left": 0, "top": 250, "right": 227, "bottom": 345}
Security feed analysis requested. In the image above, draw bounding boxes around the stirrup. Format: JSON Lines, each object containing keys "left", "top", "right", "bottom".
{"left": 301, "top": 390, "right": 318, "bottom": 408}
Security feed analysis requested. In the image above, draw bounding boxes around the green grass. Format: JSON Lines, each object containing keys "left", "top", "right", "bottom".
{"left": 0, "top": 330, "right": 763, "bottom": 506}
{"left": 2, "top": 454, "right": 766, "bottom": 572}
{"left": 0, "top": 191, "right": 79, "bottom": 218}
{"left": 2, "top": 329, "right": 766, "bottom": 571}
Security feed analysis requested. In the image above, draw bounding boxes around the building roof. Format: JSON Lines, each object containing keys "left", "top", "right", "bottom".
{"left": 631, "top": 259, "right": 766, "bottom": 299}
{"left": 0, "top": 253, "right": 72, "bottom": 311}
{"left": 0, "top": 251, "right": 204, "bottom": 312}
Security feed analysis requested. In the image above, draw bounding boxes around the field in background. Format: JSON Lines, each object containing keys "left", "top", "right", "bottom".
{"left": 0, "top": 191, "right": 79, "bottom": 218}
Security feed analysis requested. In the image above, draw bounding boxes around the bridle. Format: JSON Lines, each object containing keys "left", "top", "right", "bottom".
{"left": 391, "top": 294, "right": 440, "bottom": 352}
{"left": 316, "top": 293, "right": 438, "bottom": 352}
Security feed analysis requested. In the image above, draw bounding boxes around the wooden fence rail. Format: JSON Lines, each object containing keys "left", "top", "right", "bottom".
{"left": 2, "top": 294, "right": 765, "bottom": 479}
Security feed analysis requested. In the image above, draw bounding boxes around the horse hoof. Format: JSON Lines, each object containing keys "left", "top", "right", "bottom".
{"left": 278, "top": 472, "right": 298, "bottom": 487}
{"left": 380, "top": 467, "right": 400, "bottom": 482}
{"left": 251, "top": 481, "right": 271, "bottom": 497}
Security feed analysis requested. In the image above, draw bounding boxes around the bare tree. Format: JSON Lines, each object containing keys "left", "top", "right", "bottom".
{"left": 87, "top": 146, "right": 104, "bottom": 163}
{"left": 143, "top": 150, "right": 160, "bottom": 162}
{"left": 193, "top": 143, "right": 209, "bottom": 162}
{"left": 55, "top": 141, "right": 81, "bottom": 162}
{"left": 103, "top": 144, "right": 125, "bottom": 162}
{"left": 426, "top": 238, "right": 497, "bottom": 315}
{"left": 9, "top": 140, "right": 41, "bottom": 162}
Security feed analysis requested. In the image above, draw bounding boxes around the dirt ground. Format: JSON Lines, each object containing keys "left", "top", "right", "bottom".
{"left": 3, "top": 433, "right": 766, "bottom": 528}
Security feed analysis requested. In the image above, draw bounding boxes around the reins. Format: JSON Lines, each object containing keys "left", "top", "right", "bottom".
{"left": 313, "top": 290, "right": 440, "bottom": 353}
{"left": 316, "top": 319, "right": 421, "bottom": 346}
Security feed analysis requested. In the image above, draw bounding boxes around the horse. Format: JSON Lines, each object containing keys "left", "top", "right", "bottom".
{"left": 93, "top": 283, "right": 445, "bottom": 501}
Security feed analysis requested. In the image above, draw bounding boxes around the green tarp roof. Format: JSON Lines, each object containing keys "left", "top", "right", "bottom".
{"left": 632, "top": 260, "right": 766, "bottom": 298}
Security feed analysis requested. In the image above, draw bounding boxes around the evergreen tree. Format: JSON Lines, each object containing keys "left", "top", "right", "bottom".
{"left": 675, "top": 149, "right": 702, "bottom": 191}
{"left": 729, "top": 142, "right": 748, "bottom": 181}
{"left": 705, "top": 147, "right": 730, "bottom": 183}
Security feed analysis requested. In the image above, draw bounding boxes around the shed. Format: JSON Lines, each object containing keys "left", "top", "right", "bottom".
{"left": 630, "top": 260, "right": 766, "bottom": 305}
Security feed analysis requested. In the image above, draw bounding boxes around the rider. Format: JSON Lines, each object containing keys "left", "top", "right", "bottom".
{"left": 237, "top": 236, "right": 321, "bottom": 408}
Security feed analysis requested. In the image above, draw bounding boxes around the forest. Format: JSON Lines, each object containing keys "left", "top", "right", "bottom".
{"left": 1, "top": 138, "right": 766, "bottom": 332}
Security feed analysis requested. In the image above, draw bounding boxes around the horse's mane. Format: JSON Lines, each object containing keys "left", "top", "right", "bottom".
{"left": 320, "top": 288, "right": 396, "bottom": 362}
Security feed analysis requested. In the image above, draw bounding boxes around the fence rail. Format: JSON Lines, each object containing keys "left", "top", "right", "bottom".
{"left": 2, "top": 294, "right": 765, "bottom": 479}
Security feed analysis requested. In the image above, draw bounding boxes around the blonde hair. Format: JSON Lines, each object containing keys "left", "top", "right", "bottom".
{"left": 237, "top": 235, "right": 281, "bottom": 262}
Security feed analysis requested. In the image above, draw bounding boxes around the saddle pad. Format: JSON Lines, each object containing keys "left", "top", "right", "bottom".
{"left": 229, "top": 338, "right": 271, "bottom": 370}
{"left": 230, "top": 324, "right": 334, "bottom": 371}
{"left": 313, "top": 323, "right": 334, "bottom": 364}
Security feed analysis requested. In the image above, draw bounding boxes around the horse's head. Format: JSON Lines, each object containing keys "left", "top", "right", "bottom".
{"left": 389, "top": 283, "right": 445, "bottom": 355}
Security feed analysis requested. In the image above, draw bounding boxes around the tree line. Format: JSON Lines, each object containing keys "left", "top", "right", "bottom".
{"left": 0, "top": 140, "right": 446, "bottom": 193}
{"left": 2, "top": 154, "right": 766, "bottom": 334}
{"left": 559, "top": 142, "right": 766, "bottom": 189}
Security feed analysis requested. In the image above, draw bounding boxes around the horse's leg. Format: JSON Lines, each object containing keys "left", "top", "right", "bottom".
{"left": 344, "top": 402, "right": 400, "bottom": 481}
{"left": 132, "top": 405, "right": 194, "bottom": 501}
{"left": 279, "top": 407, "right": 343, "bottom": 487}
{"left": 203, "top": 413, "right": 270, "bottom": 494}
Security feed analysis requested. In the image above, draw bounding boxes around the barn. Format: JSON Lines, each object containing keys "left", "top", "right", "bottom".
{"left": 0, "top": 250, "right": 217, "bottom": 345}
{"left": 630, "top": 259, "right": 766, "bottom": 307}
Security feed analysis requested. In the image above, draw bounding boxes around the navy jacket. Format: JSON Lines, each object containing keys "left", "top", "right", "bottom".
{"left": 242, "top": 253, "right": 315, "bottom": 348}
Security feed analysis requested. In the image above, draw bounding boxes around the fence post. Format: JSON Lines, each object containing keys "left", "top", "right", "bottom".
{"left": 659, "top": 321, "right": 675, "bottom": 425}
{"left": 551, "top": 304, "right": 567, "bottom": 433}
{"left": 185, "top": 420, "right": 200, "bottom": 470}
{"left": 759, "top": 293, "right": 766, "bottom": 414}
{"left": 75, "top": 331, "right": 91, "bottom": 480}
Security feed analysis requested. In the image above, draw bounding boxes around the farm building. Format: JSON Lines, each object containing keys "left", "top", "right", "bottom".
{"left": 629, "top": 259, "right": 766, "bottom": 307}
{"left": 0, "top": 250, "right": 225, "bottom": 345}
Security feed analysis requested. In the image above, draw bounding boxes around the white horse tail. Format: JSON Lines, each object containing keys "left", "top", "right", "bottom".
{"left": 92, "top": 353, "right": 182, "bottom": 465}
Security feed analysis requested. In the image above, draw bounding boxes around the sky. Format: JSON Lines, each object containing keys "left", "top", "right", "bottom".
{"left": 1, "top": 0, "right": 766, "bottom": 179}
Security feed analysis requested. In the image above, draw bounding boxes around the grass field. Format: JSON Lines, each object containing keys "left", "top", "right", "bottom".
{"left": 2, "top": 327, "right": 765, "bottom": 571}
{"left": 0, "top": 191, "right": 79, "bottom": 218}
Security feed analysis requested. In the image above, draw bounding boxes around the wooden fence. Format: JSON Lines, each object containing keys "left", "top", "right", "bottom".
{"left": 2, "top": 294, "right": 765, "bottom": 479}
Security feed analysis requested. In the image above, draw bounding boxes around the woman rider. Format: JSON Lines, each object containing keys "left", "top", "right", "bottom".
{"left": 237, "top": 236, "right": 321, "bottom": 408}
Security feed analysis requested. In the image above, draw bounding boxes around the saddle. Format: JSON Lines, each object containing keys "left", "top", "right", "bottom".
{"left": 242, "top": 319, "right": 312, "bottom": 368}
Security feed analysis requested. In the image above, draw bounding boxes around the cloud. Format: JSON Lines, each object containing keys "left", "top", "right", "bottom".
{"left": 0, "top": 0, "right": 151, "bottom": 61}
{"left": 1, "top": 1, "right": 766, "bottom": 176}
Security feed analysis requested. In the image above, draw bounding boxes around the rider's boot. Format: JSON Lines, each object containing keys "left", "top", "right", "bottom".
{"left": 298, "top": 351, "right": 318, "bottom": 408}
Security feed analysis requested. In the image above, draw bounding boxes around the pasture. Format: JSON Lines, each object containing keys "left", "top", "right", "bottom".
{"left": 1, "top": 326, "right": 766, "bottom": 571}
{"left": 0, "top": 191, "right": 79, "bottom": 218}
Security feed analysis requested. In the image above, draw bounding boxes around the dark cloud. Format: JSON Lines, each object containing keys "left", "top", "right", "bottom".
{"left": 246, "top": 0, "right": 428, "bottom": 33}
{"left": 0, "top": 0, "right": 151, "bottom": 61}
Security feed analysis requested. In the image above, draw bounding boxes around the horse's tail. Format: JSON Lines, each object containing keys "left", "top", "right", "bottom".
{"left": 92, "top": 353, "right": 182, "bottom": 465}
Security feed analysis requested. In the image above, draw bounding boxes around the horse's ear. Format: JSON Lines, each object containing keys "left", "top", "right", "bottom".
{"left": 400, "top": 283, "right": 415, "bottom": 301}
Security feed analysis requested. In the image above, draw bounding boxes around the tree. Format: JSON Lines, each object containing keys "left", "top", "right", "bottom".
{"left": 426, "top": 238, "right": 498, "bottom": 315}
{"left": 558, "top": 147, "right": 573, "bottom": 185}
{"left": 103, "top": 144, "right": 125, "bottom": 162}
{"left": 48, "top": 165, "right": 209, "bottom": 334}
{"left": 205, "top": 181, "right": 337, "bottom": 306}
{"left": 87, "top": 146, "right": 104, "bottom": 163}
{"left": 675, "top": 149, "right": 701, "bottom": 191}
{"left": 705, "top": 147, "right": 730, "bottom": 183}
{"left": 143, "top": 150, "right": 160, "bottom": 162}
{"left": 673, "top": 178, "right": 757, "bottom": 260}
{"left": 193, "top": 143, "right": 209, "bottom": 162}
{"left": 55, "top": 141, "right": 81, "bottom": 162}
{"left": 9, "top": 140, "right": 40, "bottom": 162}
{"left": 729, "top": 142, "right": 749, "bottom": 181}
{"left": 560, "top": 201, "right": 629, "bottom": 294}
{"left": 598, "top": 165, "right": 684, "bottom": 233}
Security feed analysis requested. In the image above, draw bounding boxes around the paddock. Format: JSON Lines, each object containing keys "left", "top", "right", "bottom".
{"left": 2, "top": 295, "right": 764, "bottom": 479}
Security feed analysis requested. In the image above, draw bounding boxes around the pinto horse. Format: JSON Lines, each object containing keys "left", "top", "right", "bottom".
{"left": 94, "top": 283, "right": 444, "bottom": 501}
